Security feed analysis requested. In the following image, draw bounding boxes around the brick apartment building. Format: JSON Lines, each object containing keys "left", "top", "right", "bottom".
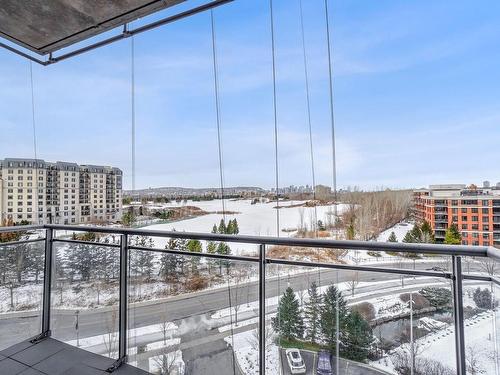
{"left": 413, "top": 183, "right": 500, "bottom": 246}
{"left": 0, "top": 158, "right": 122, "bottom": 225}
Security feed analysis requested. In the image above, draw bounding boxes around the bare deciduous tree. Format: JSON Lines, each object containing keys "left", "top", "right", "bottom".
{"left": 466, "top": 346, "right": 486, "bottom": 375}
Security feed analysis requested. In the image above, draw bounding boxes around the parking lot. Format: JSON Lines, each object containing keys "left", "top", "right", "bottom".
{"left": 279, "top": 348, "right": 390, "bottom": 375}
{"left": 280, "top": 349, "right": 316, "bottom": 375}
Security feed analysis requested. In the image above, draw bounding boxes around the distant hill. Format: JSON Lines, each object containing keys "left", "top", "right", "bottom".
{"left": 124, "top": 186, "right": 267, "bottom": 197}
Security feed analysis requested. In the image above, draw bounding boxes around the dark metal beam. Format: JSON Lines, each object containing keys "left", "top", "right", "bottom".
{"left": 258, "top": 244, "right": 266, "bottom": 375}
{"left": 452, "top": 256, "right": 466, "bottom": 375}
{"left": 118, "top": 234, "right": 129, "bottom": 362}
{"left": 0, "top": 238, "right": 45, "bottom": 247}
{"left": 41, "top": 228, "right": 53, "bottom": 335}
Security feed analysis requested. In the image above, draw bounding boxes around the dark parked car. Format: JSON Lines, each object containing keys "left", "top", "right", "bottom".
{"left": 317, "top": 351, "right": 333, "bottom": 375}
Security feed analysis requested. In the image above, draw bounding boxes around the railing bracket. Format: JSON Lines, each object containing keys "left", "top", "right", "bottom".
{"left": 106, "top": 356, "right": 127, "bottom": 373}
{"left": 29, "top": 330, "right": 51, "bottom": 344}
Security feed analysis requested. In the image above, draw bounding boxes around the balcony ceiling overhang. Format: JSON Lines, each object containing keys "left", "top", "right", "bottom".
{"left": 0, "top": 0, "right": 185, "bottom": 55}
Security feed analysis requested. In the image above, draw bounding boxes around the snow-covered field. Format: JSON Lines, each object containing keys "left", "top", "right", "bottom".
{"left": 140, "top": 199, "right": 346, "bottom": 253}
{"left": 376, "top": 222, "right": 414, "bottom": 242}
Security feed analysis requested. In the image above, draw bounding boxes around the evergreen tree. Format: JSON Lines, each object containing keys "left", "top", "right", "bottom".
{"left": 226, "top": 220, "right": 234, "bottom": 235}
{"left": 409, "top": 225, "right": 423, "bottom": 243}
{"left": 420, "top": 220, "right": 435, "bottom": 243}
{"left": 444, "top": 223, "right": 461, "bottom": 245}
{"left": 159, "top": 238, "right": 182, "bottom": 282}
{"left": 186, "top": 239, "right": 202, "bottom": 253}
{"left": 206, "top": 241, "right": 218, "bottom": 274}
{"left": 320, "top": 285, "right": 348, "bottom": 352}
{"left": 186, "top": 239, "right": 202, "bottom": 274}
{"left": 346, "top": 221, "right": 355, "bottom": 240}
{"left": 232, "top": 219, "right": 239, "bottom": 234}
{"left": 387, "top": 231, "right": 398, "bottom": 242}
{"left": 272, "top": 287, "right": 304, "bottom": 341}
{"left": 121, "top": 211, "right": 136, "bottom": 227}
{"left": 218, "top": 219, "right": 227, "bottom": 234}
{"left": 67, "top": 243, "right": 94, "bottom": 281}
{"left": 207, "top": 242, "right": 217, "bottom": 254}
{"left": 402, "top": 231, "right": 414, "bottom": 243}
{"left": 216, "top": 242, "right": 231, "bottom": 274}
{"left": 130, "top": 236, "right": 156, "bottom": 281}
{"left": 304, "top": 282, "right": 322, "bottom": 343}
{"left": 216, "top": 242, "right": 231, "bottom": 256}
{"left": 473, "top": 287, "right": 493, "bottom": 309}
{"left": 212, "top": 224, "right": 218, "bottom": 234}
{"left": 342, "top": 311, "right": 374, "bottom": 361}
{"left": 419, "top": 287, "right": 452, "bottom": 308}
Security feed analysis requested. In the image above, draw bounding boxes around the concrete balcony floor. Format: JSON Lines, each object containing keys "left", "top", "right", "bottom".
{"left": 0, "top": 338, "right": 149, "bottom": 375}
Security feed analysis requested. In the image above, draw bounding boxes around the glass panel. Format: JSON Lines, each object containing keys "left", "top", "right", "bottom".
{"left": 266, "top": 259, "right": 457, "bottom": 375}
{"left": 463, "top": 278, "right": 498, "bottom": 375}
{"left": 50, "top": 240, "right": 120, "bottom": 358}
{"left": 494, "top": 281, "right": 500, "bottom": 374}
{"left": 0, "top": 239, "right": 44, "bottom": 350}
{"left": 127, "top": 236, "right": 259, "bottom": 375}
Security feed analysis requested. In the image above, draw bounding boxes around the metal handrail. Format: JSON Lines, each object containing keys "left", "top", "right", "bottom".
{"left": 43, "top": 224, "right": 497, "bottom": 258}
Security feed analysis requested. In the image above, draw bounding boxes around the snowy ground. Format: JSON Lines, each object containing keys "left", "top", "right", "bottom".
{"left": 372, "top": 310, "right": 498, "bottom": 375}
{"left": 224, "top": 329, "right": 280, "bottom": 375}
{"left": 140, "top": 199, "right": 347, "bottom": 254}
{"left": 370, "top": 289, "right": 499, "bottom": 375}
{"left": 376, "top": 222, "right": 414, "bottom": 243}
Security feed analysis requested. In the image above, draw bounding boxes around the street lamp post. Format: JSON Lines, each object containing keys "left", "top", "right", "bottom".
{"left": 75, "top": 310, "right": 80, "bottom": 347}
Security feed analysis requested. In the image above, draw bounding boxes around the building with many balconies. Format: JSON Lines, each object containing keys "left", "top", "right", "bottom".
{"left": 0, "top": 158, "right": 122, "bottom": 225}
{"left": 413, "top": 182, "right": 500, "bottom": 246}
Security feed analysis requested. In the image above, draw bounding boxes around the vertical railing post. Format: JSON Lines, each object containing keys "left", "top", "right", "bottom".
{"left": 259, "top": 244, "right": 266, "bottom": 375}
{"left": 41, "top": 227, "right": 53, "bottom": 336}
{"left": 119, "top": 234, "right": 129, "bottom": 361}
{"left": 452, "top": 256, "right": 466, "bottom": 375}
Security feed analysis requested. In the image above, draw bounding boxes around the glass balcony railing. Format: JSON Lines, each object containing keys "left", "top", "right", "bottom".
{"left": 0, "top": 224, "right": 499, "bottom": 375}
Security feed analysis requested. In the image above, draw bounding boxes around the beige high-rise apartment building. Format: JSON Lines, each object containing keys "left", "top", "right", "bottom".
{"left": 0, "top": 158, "right": 122, "bottom": 225}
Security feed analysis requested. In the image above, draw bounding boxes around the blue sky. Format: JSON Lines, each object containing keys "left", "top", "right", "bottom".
{"left": 1, "top": 0, "right": 499, "bottom": 191}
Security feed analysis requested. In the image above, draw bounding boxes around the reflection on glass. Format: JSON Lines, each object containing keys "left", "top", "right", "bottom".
{"left": 50, "top": 241, "right": 120, "bottom": 358}
{"left": 127, "top": 239, "right": 259, "bottom": 375}
{"left": 0, "top": 240, "right": 44, "bottom": 350}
